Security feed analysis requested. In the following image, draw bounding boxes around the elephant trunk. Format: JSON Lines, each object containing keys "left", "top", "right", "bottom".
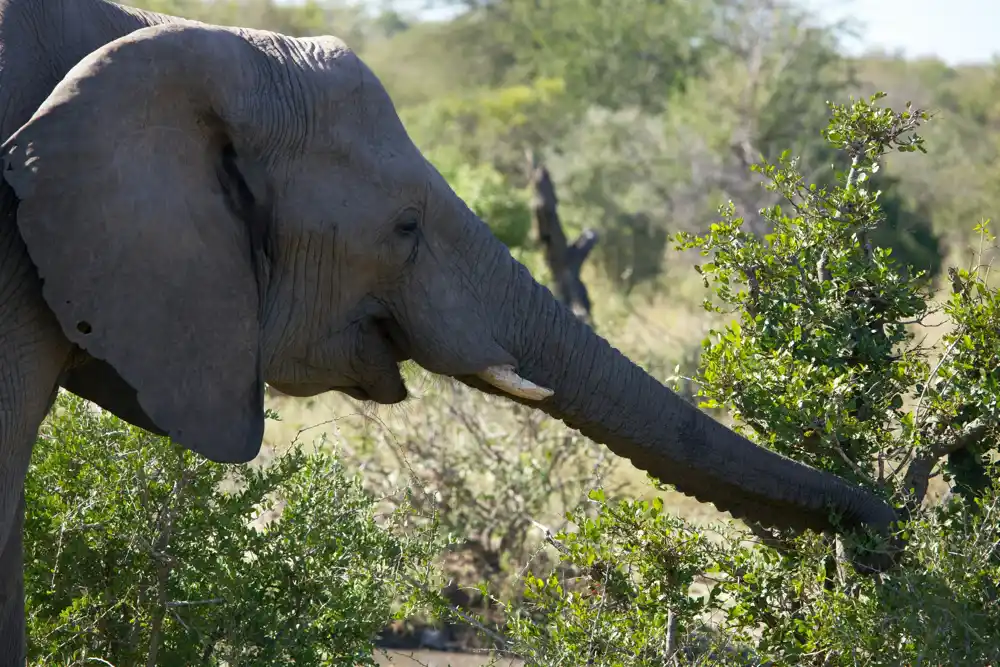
{"left": 465, "top": 247, "right": 899, "bottom": 550}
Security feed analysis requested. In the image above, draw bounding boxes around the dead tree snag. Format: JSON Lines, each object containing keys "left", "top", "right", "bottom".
{"left": 529, "top": 162, "right": 599, "bottom": 321}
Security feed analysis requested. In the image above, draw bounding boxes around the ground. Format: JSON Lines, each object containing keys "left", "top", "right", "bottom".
{"left": 376, "top": 650, "right": 522, "bottom": 666}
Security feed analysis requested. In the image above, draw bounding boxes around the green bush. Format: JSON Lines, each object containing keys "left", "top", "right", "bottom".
{"left": 25, "top": 393, "right": 444, "bottom": 666}
{"left": 483, "top": 93, "right": 1000, "bottom": 665}
{"left": 502, "top": 490, "right": 729, "bottom": 666}
{"left": 710, "top": 488, "right": 1000, "bottom": 666}
{"left": 676, "top": 93, "right": 998, "bottom": 506}
{"left": 493, "top": 482, "right": 1000, "bottom": 666}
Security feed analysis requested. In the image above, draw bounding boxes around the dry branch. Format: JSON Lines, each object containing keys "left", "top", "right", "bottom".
{"left": 529, "top": 161, "right": 598, "bottom": 321}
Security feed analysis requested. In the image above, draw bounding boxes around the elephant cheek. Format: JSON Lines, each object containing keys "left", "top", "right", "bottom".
{"left": 350, "top": 324, "right": 408, "bottom": 403}
{"left": 356, "top": 376, "right": 408, "bottom": 404}
{"left": 268, "top": 382, "right": 328, "bottom": 398}
{"left": 295, "top": 321, "right": 407, "bottom": 403}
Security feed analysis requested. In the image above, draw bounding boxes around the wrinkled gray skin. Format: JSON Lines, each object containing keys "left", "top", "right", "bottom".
{"left": 0, "top": 0, "right": 899, "bottom": 661}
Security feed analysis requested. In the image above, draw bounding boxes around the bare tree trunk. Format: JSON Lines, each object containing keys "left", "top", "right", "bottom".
{"left": 529, "top": 162, "right": 598, "bottom": 321}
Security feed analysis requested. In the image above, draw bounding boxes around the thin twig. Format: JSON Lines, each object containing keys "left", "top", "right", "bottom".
{"left": 165, "top": 598, "right": 225, "bottom": 608}
{"left": 830, "top": 432, "right": 876, "bottom": 487}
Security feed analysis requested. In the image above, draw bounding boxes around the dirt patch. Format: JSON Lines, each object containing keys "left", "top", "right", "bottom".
{"left": 375, "top": 650, "right": 523, "bottom": 666}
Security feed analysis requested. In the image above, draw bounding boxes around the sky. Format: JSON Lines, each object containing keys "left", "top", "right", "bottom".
{"left": 799, "top": 0, "right": 998, "bottom": 65}
{"left": 384, "top": 0, "right": 999, "bottom": 67}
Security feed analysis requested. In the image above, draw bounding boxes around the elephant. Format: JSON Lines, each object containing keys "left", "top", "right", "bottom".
{"left": 0, "top": 0, "right": 899, "bottom": 661}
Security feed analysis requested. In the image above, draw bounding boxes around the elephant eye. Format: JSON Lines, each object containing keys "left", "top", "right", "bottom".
{"left": 394, "top": 209, "right": 421, "bottom": 236}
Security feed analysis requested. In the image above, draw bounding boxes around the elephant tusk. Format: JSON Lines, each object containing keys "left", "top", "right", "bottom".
{"left": 476, "top": 365, "right": 553, "bottom": 401}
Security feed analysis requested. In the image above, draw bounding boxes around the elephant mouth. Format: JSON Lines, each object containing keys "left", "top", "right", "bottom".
{"left": 373, "top": 316, "right": 412, "bottom": 363}
{"left": 269, "top": 379, "right": 408, "bottom": 405}
{"left": 268, "top": 318, "right": 411, "bottom": 404}
{"left": 373, "top": 318, "right": 552, "bottom": 402}
{"left": 341, "top": 383, "right": 407, "bottom": 404}
{"left": 273, "top": 316, "right": 552, "bottom": 406}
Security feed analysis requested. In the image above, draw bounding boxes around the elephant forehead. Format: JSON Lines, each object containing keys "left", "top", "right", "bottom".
{"left": 294, "top": 45, "right": 386, "bottom": 117}
{"left": 301, "top": 134, "right": 429, "bottom": 202}
{"left": 309, "top": 93, "right": 409, "bottom": 160}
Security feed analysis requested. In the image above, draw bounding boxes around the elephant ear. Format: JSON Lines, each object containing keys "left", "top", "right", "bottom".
{"left": 1, "top": 25, "right": 270, "bottom": 463}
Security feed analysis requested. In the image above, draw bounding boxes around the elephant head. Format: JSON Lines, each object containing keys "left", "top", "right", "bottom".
{"left": 0, "top": 22, "right": 899, "bottom": 552}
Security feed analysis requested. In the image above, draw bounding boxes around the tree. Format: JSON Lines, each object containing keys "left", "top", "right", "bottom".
{"left": 400, "top": 77, "right": 572, "bottom": 179}
{"left": 421, "top": 0, "right": 712, "bottom": 113}
{"left": 122, "top": 0, "right": 370, "bottom": 42}
{"left": 528, "top": 161, "right": 599, "bottom": 320}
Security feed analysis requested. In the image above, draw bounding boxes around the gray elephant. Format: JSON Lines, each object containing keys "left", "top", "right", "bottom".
{"left": 0, "top": 0, "right": 898, "bottom": 662}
